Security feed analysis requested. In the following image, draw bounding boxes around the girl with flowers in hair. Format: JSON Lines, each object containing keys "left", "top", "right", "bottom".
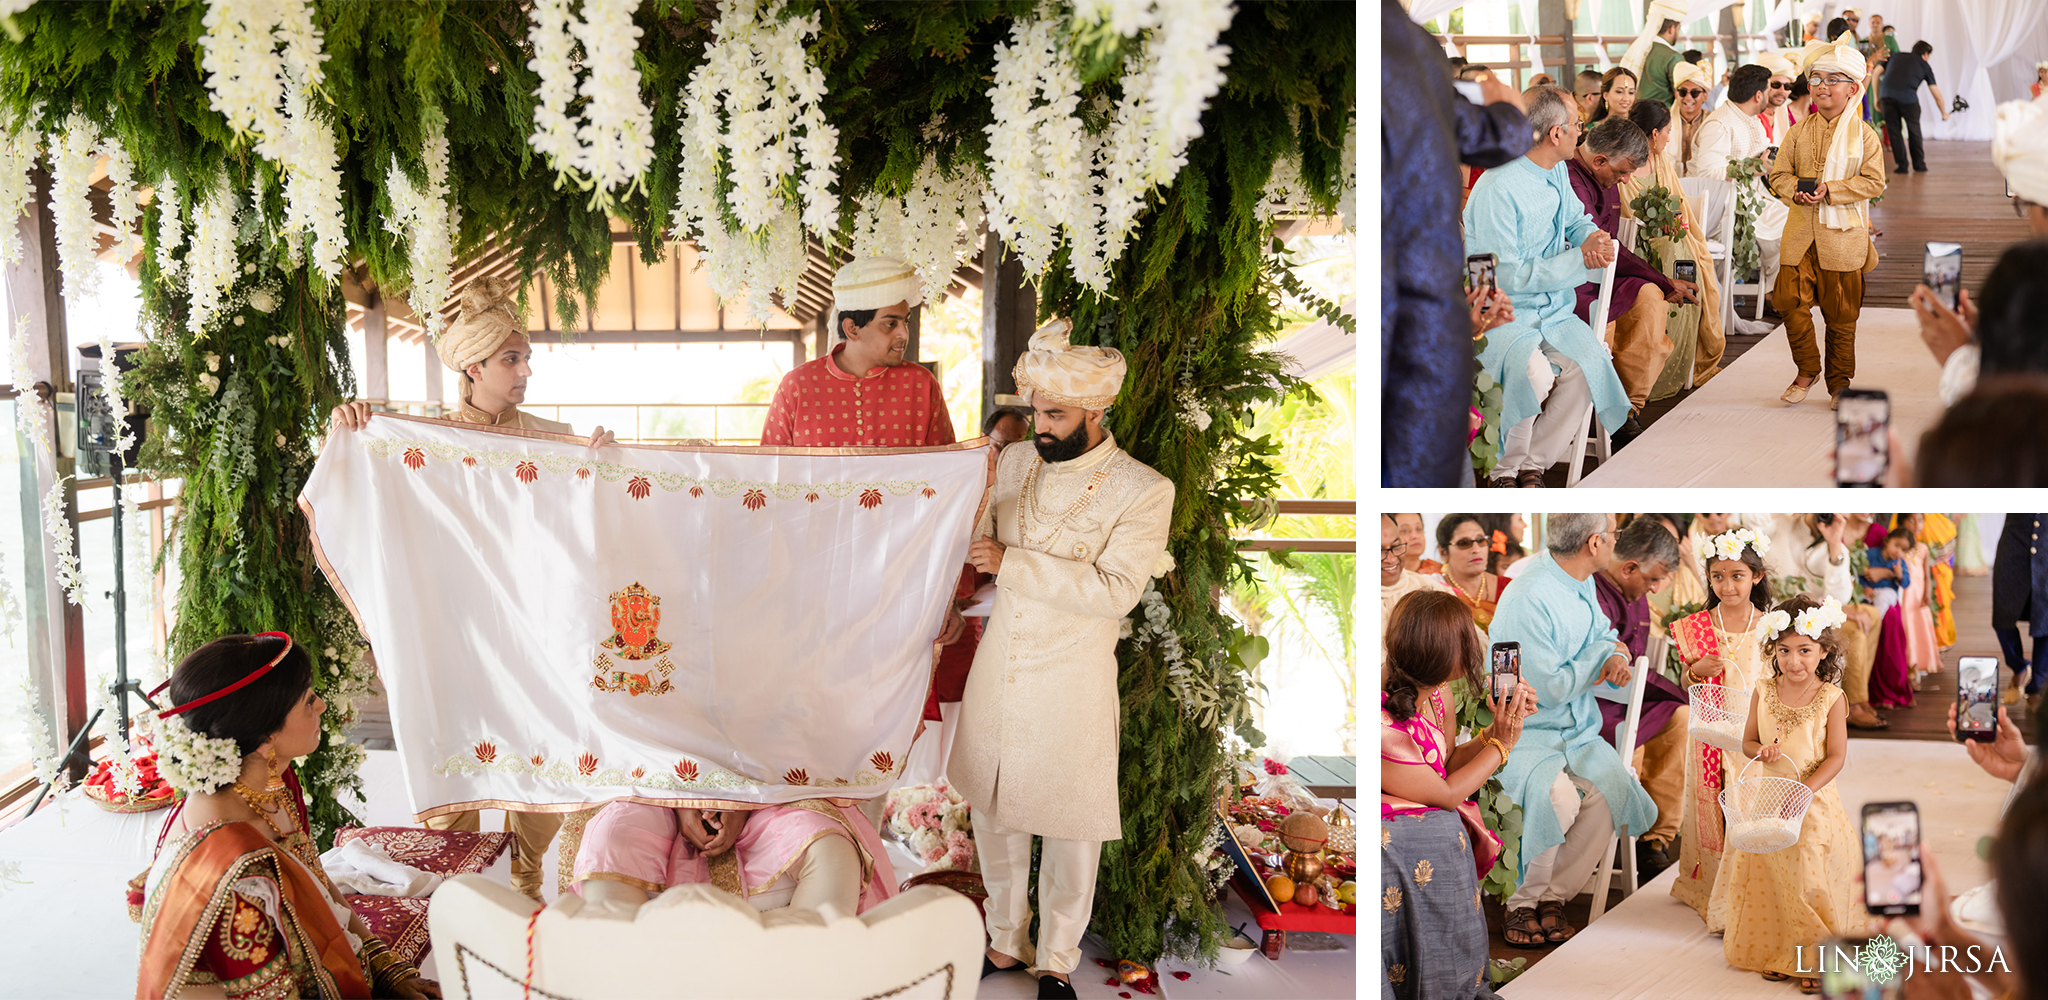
{"left": 133, "top": 633, "right": 438, "bottom": 999}
{"left": 1711, "top": 595, "right": 1870, "bottom": 993}
{"left": 1667, "top": 526, "right": 1772, "bottom": 922}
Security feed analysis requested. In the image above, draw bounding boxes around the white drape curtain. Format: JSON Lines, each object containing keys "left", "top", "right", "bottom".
{"left": 1870, "top": 0, "right": 2048, "bottom": 142}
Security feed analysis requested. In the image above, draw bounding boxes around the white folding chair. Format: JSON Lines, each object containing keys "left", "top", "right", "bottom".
{"left": 1586, "top": 651, "right": 1653, "bottom": 921}
{"left": 1564, "top": 218, "right": 1637, "bottom": 487}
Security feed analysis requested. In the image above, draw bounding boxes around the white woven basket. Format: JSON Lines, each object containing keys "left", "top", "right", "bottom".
{"left": 1688, "top": 682, "right": 1751, "bottom": 752}
{"left": 1718, "top": 754, "right": 1814, "bottom": 854}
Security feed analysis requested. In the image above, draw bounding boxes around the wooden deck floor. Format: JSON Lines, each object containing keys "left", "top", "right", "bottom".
{"left": 1545, "top": 139, "right": 2032, "bottom": 485}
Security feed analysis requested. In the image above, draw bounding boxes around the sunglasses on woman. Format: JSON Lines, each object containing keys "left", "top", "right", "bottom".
{"left": 1447, "top": 536, "right": 1491, "bottom": 551}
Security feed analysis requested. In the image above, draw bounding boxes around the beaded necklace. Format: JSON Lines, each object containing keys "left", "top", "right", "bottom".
{"left": 1016, "top": 457, "right": 1110, "bottom": 549}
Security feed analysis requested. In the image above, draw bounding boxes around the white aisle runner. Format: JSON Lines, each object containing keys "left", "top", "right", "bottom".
{"left": 1580, "top": 309, "right": 1942, "bottom": 487}
{"left": 1501, "top": 739, "right": 2011, "bottom": 999}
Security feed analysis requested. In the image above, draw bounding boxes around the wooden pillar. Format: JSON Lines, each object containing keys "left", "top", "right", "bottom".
{"left": 906, "top": 305, "right": 922, "bottom": 363}
{"left": 1540, "top": 0, "right": 1573, "bottom": 82}
{"left": 362, "top": 287, "right": 389, "bottom": 404}
{"left": 812, "top": 310, "right": 829, "bottom": 363}
{"left": 5, "top": 167, "right": 85, "bottom": 769}
{"left": 979, "top": 231, "right": 1034, "bottom": 424}
{"left": 1719, "top": 5, "right": 1740, "bottom": 62}
{"left": 422, "top": 327, "right": 443, "bottom": 408}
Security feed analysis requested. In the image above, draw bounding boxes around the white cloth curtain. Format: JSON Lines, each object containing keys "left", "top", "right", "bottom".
{"left": 300, "top": 417, "right": 991, "bottom": 816}
{"left": 1871, "top": 0, "right": 2048, "bottom": 142}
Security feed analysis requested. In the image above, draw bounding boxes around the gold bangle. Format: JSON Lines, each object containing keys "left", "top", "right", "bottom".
{"left": 1481, "top": 737, "right": 1510, "bottom": 771}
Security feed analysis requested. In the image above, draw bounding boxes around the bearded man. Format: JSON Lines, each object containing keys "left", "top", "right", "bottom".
{"left": 953, "top": 320, "right": 1174, "bottom": 1000}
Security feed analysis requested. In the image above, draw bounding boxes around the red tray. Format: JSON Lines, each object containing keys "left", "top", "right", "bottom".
{"left": 1228, "top": 880, "right": 1355, "bottom": 958}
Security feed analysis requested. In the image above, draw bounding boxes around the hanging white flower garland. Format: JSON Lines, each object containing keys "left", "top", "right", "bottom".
{"left": 526, "top": 0, "right": 656, "bottom": 203}
{"left": 384, "top": 114, "right": 461, "bottom": 340}
{"left": 153, "top": 175, "right": 184, "bottom": 279}
{"left": 0, "top": 124, "right": 39, "bottom": 265}
{"left": 49, "top": 114, "right": 102, "bottom": 303}
{"left": 985, "top": 1, "right": 1236, "bottom": 293}
{"left": 183, "top": 178, "right": 242, "bottom": 340}
{"left": 848, "top": 149, "right": 985, "bottom": 308}
{"left": 671, "top": 0, "right": 841, "bottom": 325}
{"left": 197, "top": 0, "right": 345, "bottom": 280}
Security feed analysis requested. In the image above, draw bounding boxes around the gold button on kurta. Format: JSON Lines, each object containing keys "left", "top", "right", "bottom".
{"left": 948, "top": 432, "right": 1174, "bottom": 843}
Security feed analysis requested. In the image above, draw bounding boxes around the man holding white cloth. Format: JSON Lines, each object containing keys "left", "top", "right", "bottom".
{"left": 1767, "top": 42, "right": 1886, "bottom": 409}
{"left": 953, "top": 320, "right": 1173, "bottom": 1000}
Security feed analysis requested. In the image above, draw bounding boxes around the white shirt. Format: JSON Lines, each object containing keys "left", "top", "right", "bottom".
{"left": 1691, "top": 102, "right": 1789, "bottom": 241}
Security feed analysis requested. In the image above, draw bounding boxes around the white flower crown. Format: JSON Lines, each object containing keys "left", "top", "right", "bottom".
{"left": 1761, "top": 596, "right": 1849, "bottom": 645}
{"left": 149, "top": 712, "right": 246, "bottom": 795}
{"left": 1707, "top": 527, "right": 1769, "bottom": 563}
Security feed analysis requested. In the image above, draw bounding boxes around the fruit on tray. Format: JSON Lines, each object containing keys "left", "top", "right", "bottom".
{"left": 1265, "top": 874, "right": 1296, "bottom": 903}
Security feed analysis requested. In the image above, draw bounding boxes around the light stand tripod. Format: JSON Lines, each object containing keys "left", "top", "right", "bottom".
{"left": 24, "top": 352, "right": 151, "bottom": 816}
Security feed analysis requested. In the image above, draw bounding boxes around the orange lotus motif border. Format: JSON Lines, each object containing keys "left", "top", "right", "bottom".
{"left": 364, "top": 437, "right": 940, "bottom": 507}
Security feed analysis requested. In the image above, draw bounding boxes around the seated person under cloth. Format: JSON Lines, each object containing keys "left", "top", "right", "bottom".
{"left": 570, "top": 800, "right": 898, "bottom": 916}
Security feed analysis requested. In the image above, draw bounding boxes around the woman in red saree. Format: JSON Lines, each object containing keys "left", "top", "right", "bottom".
{"left": 1668, "top": 531, "right": 1773, "bottom": 924}
{"left": 134, "top": 633, "right": 437, "bottom": 1000}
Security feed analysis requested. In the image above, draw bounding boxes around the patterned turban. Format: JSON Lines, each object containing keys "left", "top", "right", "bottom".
{"left": 1753, "top": 51, "right": 1796, "bottom": 79}
{"left": 1805, "top": 41, "right": 1867, "bottom": 84}
{"left": 831, "top": 256, "right": 923, "bottom": 313}
{"left": 437, "top": 275, "right": 529, "bottom": 395}
{"left": 1995, "top": 98, "right": 2048, "bottom": 207}
{"left": 1012, "top": 318, "right": 1125, "bottom": 410}
{"left": 1672, "top": 61, "right": 1709, "bottom": 93}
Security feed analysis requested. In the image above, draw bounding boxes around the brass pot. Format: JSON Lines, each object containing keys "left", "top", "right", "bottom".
{"left": 1283, "top": 850, "right": 1324, "bottom": 883}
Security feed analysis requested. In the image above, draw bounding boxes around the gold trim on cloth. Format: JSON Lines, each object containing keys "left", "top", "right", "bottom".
{"left": 707, "top": 850, "right": 745, "bottom": 896}
{"left": 834, "top": 269, "right": 917, "bottom": 291}
{"left": 570, "top": 871, "right": 666, "bottom": 895}
{"left": 351, "top": 412, "right": 993, "bottom": 456}
{"left": 553, "top": 806, "right": 602, "bottom": 894}
{"left": 781, "top": 799, "right": 877, "bottom": 892}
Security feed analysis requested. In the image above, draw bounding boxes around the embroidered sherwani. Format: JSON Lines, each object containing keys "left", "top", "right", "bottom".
{"left": 759, "top": 344, "right": 955, "bottom": 447}
{"left": 447, "top": 400, "right": 572, "bottom": 434}
{"left": 950, "top": 431, "right": 1173, "bottom": 976}
{"left": 1767, "top": 110, "right": 1886, "bottom": 395}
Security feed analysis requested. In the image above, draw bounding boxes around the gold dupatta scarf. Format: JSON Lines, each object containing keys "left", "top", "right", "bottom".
{"left": 1620, "top": 148, "right": 1727, "bottom": 385}
{"left": 136, "top": 821, "right": 371, "bottom": 1000}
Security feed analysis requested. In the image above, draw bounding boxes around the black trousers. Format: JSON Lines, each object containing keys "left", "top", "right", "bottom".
{"left": 1881, "top": 98, "right": 1925, "bottom": 171}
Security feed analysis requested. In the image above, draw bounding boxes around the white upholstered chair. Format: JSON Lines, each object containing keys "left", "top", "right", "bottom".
{"left": 427, "top": 874, "right": 985, "bottom": 999}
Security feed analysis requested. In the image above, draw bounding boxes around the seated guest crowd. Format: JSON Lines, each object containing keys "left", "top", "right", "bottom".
{"left": 1381, "top": 512, "right": 1986, "bottom": 997}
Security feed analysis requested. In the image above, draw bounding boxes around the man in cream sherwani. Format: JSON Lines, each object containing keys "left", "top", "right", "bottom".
{"left": 951, "top": 319, "right": 1173, "bottom": 1000}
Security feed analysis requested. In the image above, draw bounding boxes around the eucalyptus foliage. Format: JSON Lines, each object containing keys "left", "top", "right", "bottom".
{"left": 0, "top": 0, "right": 1353, "bottom": 960}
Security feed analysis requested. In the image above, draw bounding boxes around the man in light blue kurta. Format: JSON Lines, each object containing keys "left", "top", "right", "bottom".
{"left": 1487, "top": 513, "right": 1657, "bottom": 941}
{"left": 1464, "top": 85, "right": 1628, "bottom": 486}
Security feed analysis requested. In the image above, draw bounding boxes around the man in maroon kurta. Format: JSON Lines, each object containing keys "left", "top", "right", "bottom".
{"left": 1589, "top": 517, "right": 1688, "bottom": 878}
{"left": 761, "top": 256, "right": 968, "bottom": 719}
{"left": 1565, "top": 118, "right": 1694, "bottom": 431}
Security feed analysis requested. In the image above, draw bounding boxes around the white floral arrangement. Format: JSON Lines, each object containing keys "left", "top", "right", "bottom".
{"left": 1761, "top": 596, "right": 1849, "bottom": 644}
{"left": 49, "top": 113, "right": 102, "bottom": 302}
{"left": 384, "top": 111, "right": 461, "bottom": 340}
{"left": 846, "top": 145, "right": 985, "bottom": 309}
{"left": 183, "top": 177, "right": 244, "bottom": 338}
{"left": 984, "top": 0, "right": 1237, "bottom": 293}
{"left": 153, "top": 174, "right": 184, "bottom": 279}
{"left": 197, "top": 0, "right": 346, "bottom": 280}
{"left": 1709, "top": 527, "right": 1770, "bottom": 563}
{"left": 151, "top": 711, "right": 245, "bottom": 795}
{"left": 882, "top": 779, "right": 976, "bottom": 873}
{"left": 671, "top": 0, "right": 839, "bottom": 326}
{"left": 526, "top": 0, "right": 656, "bottom": 202}
{"left": 0, "top": 120, "right": 38, "bottom": 265}
{"left": 0, "top": 858, "right": 26, "bottom": 898}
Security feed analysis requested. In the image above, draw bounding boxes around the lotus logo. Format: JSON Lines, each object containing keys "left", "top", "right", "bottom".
{"left": 1860, "top": 936, "right": 1908, "bottom": 983}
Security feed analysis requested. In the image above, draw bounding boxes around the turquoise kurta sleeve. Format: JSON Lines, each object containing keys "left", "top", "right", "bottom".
{"left": 1465, "top": 163, "right": 1596, "bottom": 296}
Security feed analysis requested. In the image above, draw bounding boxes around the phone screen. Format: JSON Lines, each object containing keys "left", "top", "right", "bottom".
{"left": 1674, "top": 259, "right": 1698, "bottom": 284}
{"left": 1861, "top": 803, "right": 1923, "bottom": 915}
{"left": 1924, "top": 241, "right": 1963, "bottom": 312}
{"left": 1489, "top": 642, "right": 1520, "bottom": 701}
{"left": 1835, "top": 390, "right": 1890, "bottom": 487}
{"left": 1466, "top": 254, "right": 1498, "bottom": 298}
{"left": 1957, "top": 656, "right": 1999, "bottom": 741}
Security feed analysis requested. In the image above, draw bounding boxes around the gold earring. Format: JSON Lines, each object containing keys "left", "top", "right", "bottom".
{"left": 263, "top": 746, "right": 286, "bottom": 792}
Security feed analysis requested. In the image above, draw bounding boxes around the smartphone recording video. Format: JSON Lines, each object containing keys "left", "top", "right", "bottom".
{"left": 1489, "top": 642, "right": 1520, "bottom": 702}
{"left": 1835, "top": 389, "right": 1890, "bottom": 488}
{"left": 1861, "top": 802, "right": 1922, "bottom": 916}
{"left": 1674, "top": 259, "right": 1698, "bottom": 284}
{"left": 1924, "top": 241, "right": 1963, "bottom": 313}
{"left": 1956, "top": 656, "right": 1999, "bottom": 743}
{"left": 1466, "top": 253, "right": 1498, "bottom": 298}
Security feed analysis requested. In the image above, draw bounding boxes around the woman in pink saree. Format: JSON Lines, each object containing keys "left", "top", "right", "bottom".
{"left": 569, "top": 800, "right": 896, "bottom": 915}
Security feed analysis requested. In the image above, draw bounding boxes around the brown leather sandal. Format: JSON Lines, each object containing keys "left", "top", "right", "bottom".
{"left": 1536, "top": 900, "right": 1576, "bottom": 943}
{"left": 1504, "top": 906, "right": 1547, "bottom": 948}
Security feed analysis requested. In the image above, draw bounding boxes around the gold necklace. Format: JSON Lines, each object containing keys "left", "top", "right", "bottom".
{"left": 1016, "top": 457, "right": 1110, "bottom": 549}
{"left": 233, "top": 778, "right": 289, "bottom": 815}
{"left": 1443, "top": 571, "right": 1491, "bottom": 604}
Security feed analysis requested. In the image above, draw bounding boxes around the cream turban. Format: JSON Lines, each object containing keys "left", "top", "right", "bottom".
{"left": 438, "top": 274, "right": 528, "bottom": 377}
{"left": 1807, "top": 42, "right": 1868, "bottom": 84}
{"left": 1672, "top": 61, "right": 1709, "bottom": 92}
{"left": 1012, "top": 318, "right": 1125, "bottom": 410}
{"left": 1621, "top": 1, "right": 1691, "bottom": 78}
{"left": 831, "top": 256, "right": 923, "bottom": 313}
{"left": 1753, "top": 50, "right": 1796, "bottom": 79}
{"left": 1994, "top": 98, "right": 2048, "bottom": 206}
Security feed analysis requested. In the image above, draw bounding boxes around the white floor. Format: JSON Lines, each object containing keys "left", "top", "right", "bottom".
{"left": 1499, "top": 739, "right": 2011, "bottom": 999}
{"left": 1578, "top": 308, "right": 1940, "bottom": 487}
{"left": 0, "top": 750, "right": 1356, "bottom": 999}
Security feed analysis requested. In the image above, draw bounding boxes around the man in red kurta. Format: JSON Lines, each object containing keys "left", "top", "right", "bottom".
{"left": 761, "top": 256, "right": 970, "bottom": 726}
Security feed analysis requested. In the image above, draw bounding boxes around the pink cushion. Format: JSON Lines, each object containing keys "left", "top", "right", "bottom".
{"left": 334, "top": 826, "right": 515, "bottom": 966}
